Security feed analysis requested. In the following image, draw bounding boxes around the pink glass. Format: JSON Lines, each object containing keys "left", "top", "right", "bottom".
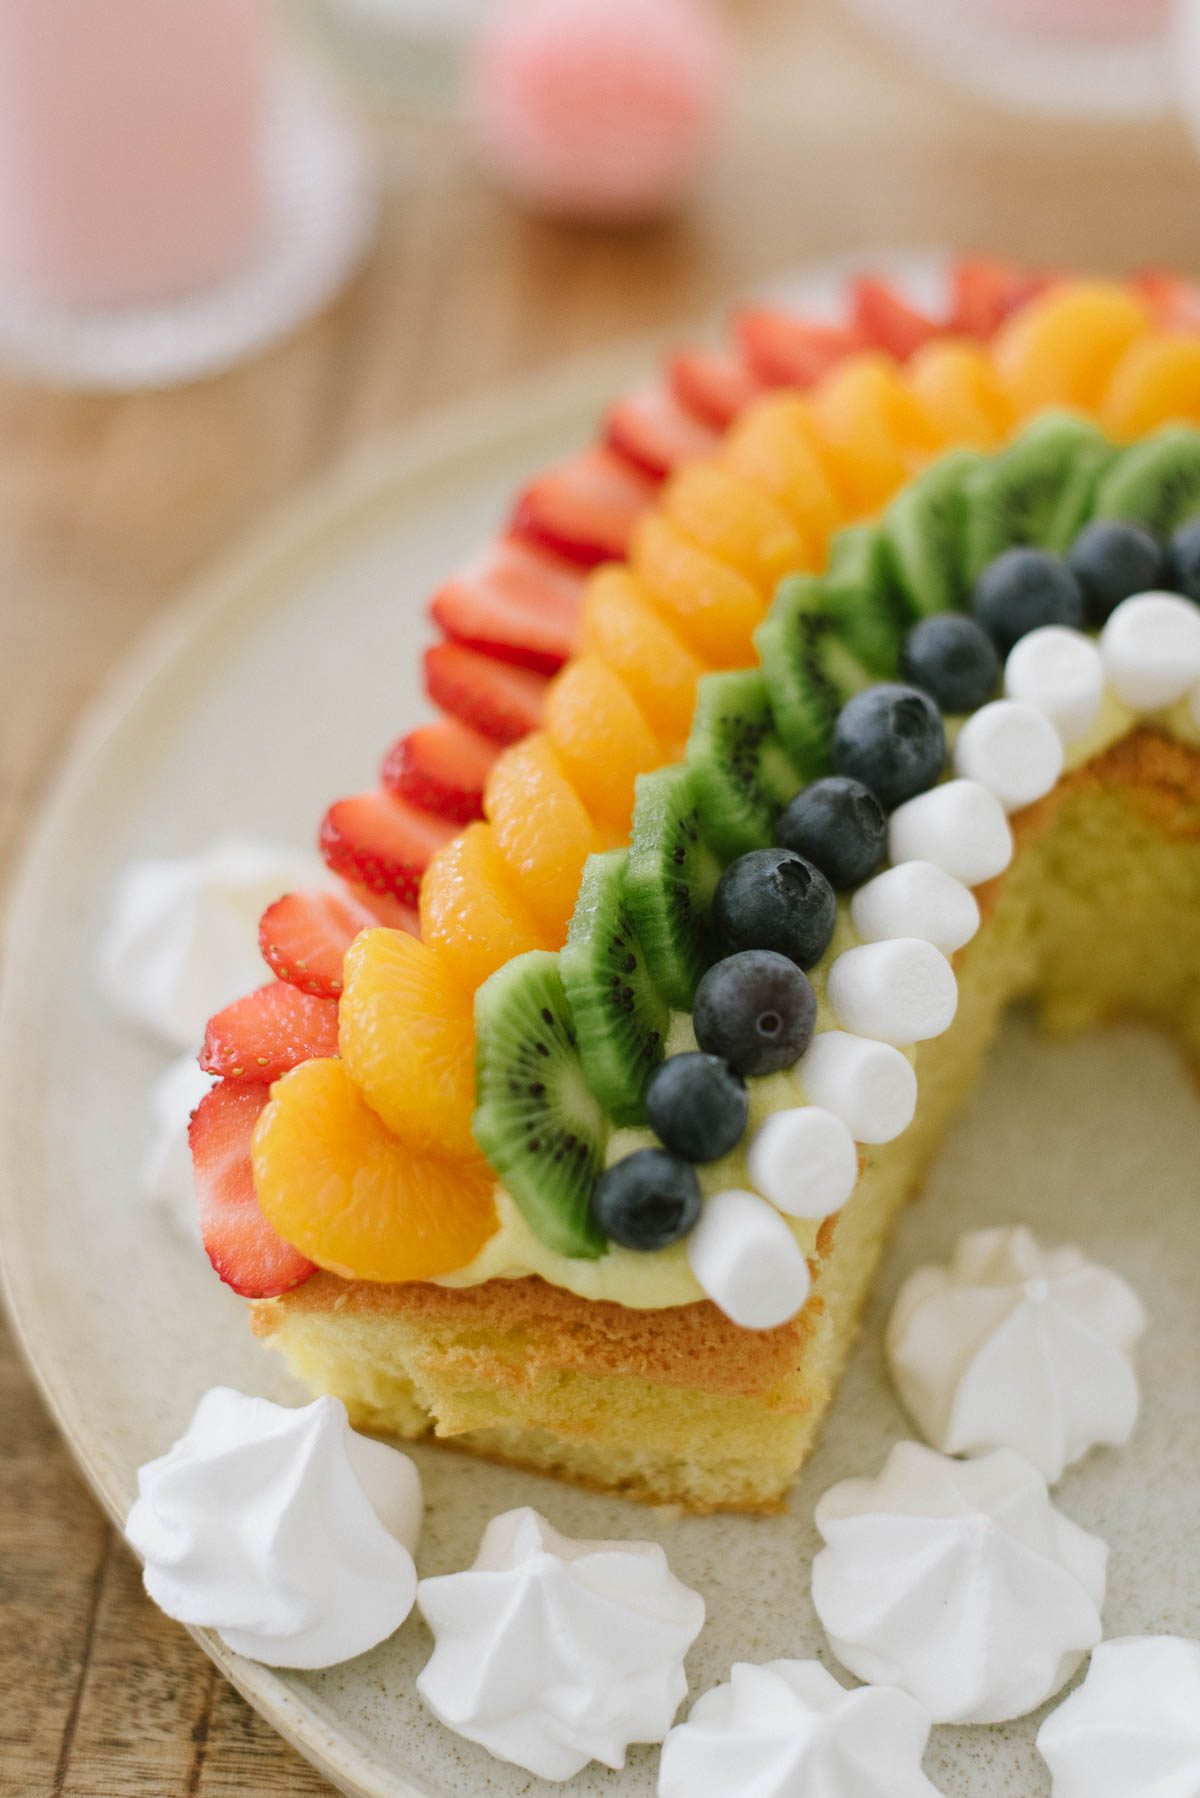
{"left": 0, "top": 0, "right": 270, "bottom": 308}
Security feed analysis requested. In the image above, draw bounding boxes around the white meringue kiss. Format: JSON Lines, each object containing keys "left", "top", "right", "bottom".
{"left": 417, "top": 1507, "right": 704, "bottom": 1782}
{"left": 99, "top": 837, "right": 321, "bottom": 1050}
{"left": 799, "top": 1030, "right": 917, "bottom": 1144}
{"left": 1037, "top": 1635, "right": 1200, "bottom": 1798}
{"left": 1100, "top": 591, "right": 1200, "bottom": 712}
{"left": 827, "top": 938, "right": 958, "bottom": 1046}
{"left": 658, "top": 1659, "right": 943, "bottom": 1798}
{"left": 887, "top": 1226, "right": 1146, "bottom": 1483}
{"left": 851, "top": 860, "right": 980, "bottom": 955}
{"left": 125, "top": 1389, "right": 422, "bottom": 1668}
{"left": 952, "top": 699, "right": 1064, "bottom": 812}
{"left": 887, "top": 779, "right": 1014, "bottom": 886}
{"left": 687, "top": 1188, "right": 813, "bottom": 1329}
{"left": 812, "top": 1441, "right": 1107, "bottom": 1724}
{"left": 1004, "top": 625, "right": 1104, "bottom": 743}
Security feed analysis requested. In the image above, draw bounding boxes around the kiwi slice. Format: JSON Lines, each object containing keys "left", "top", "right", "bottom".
{"left": 626, "top": 765, "right": 723, "bottom": 1012}
{"left": 1092, "top": 425, "right": 1200, "bottom": 537}
{"left": 560, "top": 850, "right": 669, "bottom": 1127}
{"left": 880, "top": 447, "right": 982, "bottom": 618}
{"left": 474, "top": 951, "right": 608, "bottom": 1259}
{"left": 687, "top": 669, "right": 804, "bottom": 860}
{"left": 963, "top": 412, "right": 1116, "bottom": 579}
{"left": 756, "top": 594, "right": 872, "bottom": 779}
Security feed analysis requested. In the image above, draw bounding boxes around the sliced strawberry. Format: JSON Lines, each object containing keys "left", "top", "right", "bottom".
{"left": 604, "top": 381, "right": 724, "bottom": 480}
{"left": 381, "top": 717, "right": 495, "bottom": 823}
{"left": 424, "top": 641, "right": 549, "bottom": 745}
{"left": 735, "top": 308, "right": 866, "bottom": 389}
{"left": 259, "top": 888, "right": 381, "bottom": 997}
{"left": 430, "top": 536, "right": 584, "bottom": 676}
{"left": 346, "top": 881, "right": 422, "bottom": 934}
{"left": 851, "top": 276, "right": 941, "bottom": 361}
{"left": 668, "top": 345, "right": 761, "bottom": 430}
{"left": 189, "top": 1081, "right": 316, "bottom": 1299}
{"left": 1131, "top": 268, "right": 1200, "bottom": 332}
{"left": 510, "top": 446, "right": 657, "bottom": 568}
{"left": 320, "top": 788, "right": 457, "bottom": 904}
{"left": 948, "top": 257, "right": 1052, "bottom": 338}
{"left": 201, "top": 981, "right": 341, "bottom": 1083}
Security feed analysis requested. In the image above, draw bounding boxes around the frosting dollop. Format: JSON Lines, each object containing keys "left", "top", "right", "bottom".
{"left": 811, "top": 1441, "right": 1107, "bottom": 1723}
{"left": 416, "top": 1506, "right": 705, "bottom": 1781}
{"left": 658, "top": 1659, "right": 943, "bottom": 1798}
{"left": 99, "top": 837, "right": 319, "bottom": 1050}
{"left": 125, "top": 1388, "right": 422, "bottom": 1668}
{"left": 886, "top": 1225, "right": 1147, "bottom": 1483}
{"left": 1036, "top": 1636, "right": 1200, "bottom": 1798}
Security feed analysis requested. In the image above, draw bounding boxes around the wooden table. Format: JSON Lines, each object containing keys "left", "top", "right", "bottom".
{"left": 4, "top": 4, "right": 1199, "bottom": 1791}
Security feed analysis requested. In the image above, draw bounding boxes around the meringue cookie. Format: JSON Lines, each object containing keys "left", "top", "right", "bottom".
{"left": 951, "top": 699, "right": 1064, "bottom": 812}
{"left": 887, "top": 1226, "right": 1147, "bottom": 1482}
{"left": 1004, "top": 626, "right": 1105, "bottom": 743}
{"left": 887, "top": 779, "right": 1014, "bottom": 885}
{"left": 1100, "top": 591, "right": 1200, "bottom": 711}
{"left": 125, "top": 1389, "right": 422, "bottom": 1668}
{"left": 1037, "top": 1636, "right": 1200, "bottom": 1798}
{"left": 658, "top": 1659, "right": 943, "bottom": 1798}
{"left": 812, "top": 1441, "right": 1107, "bottom": 1723}
{"left": 798, "top": 1030, "right": 917, "bottom": 1144}
{"left": 827, "top": 938, "right": 958, "bottom": 1045}
{"left": 850, "top": 859, "right": 980, "bottom": 955}
{"left": 99, "top": 837, "right": 320, "bottom": 1050}
{"left": 141, "top": 1054, "right": 213, "bottom": 1242}
{"left": 687, "top": 1188, "right": 813, "bottom": 1328}
{"left": 417, "top": 1506, "right": 704, "bottom": 1782}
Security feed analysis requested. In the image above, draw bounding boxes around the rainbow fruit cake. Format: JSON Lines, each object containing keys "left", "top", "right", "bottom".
{"left": 189, "top": 265, "right": 1200, "bottom": 1514}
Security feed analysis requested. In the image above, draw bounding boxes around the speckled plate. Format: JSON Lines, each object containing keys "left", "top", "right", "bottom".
{"left": 2, "top": 260, "right": 1198, "bottom": 1798}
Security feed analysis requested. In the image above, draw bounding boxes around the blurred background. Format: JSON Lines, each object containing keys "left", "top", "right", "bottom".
{"left": 3, "top": 0, "right": 1200, "bottom": 1790}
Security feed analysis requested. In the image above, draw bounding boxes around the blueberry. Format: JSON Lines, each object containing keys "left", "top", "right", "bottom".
{"left": 645, "top": 1052, "right": 748, "bottom": 1163}
{"left": 713, "top": 847, "right": 837, "bottom": 969}
{"left": 776, "top": 775, "right": 887, "bottom": 891}
{"left": 1166, "top": 518, "right": 1200, "bottom": 604}
{"left": 900, "top": 615, "right": 1000, "bottom": 714}
{"left": 832, "top": 683, "right": 945, "bottom": 810}
{"left": 693, "top": 949, "right": 816, "bottom": 1077}
{"left": 1067, "top": 520, "right": 1165, "bottom": 626}
{"left": 590, "top": 1148, "right": 701, "bottom": 1250}
{"left": 971, "top": 547, "right": 1085, "bottom": 655}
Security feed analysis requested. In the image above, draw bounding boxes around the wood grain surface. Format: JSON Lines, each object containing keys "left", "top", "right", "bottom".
{"left": 4, "top": 3, "right": 1200, "bottom": 1791}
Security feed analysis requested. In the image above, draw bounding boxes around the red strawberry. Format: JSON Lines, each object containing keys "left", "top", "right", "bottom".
{"left": 346, "top": 882, "right": 422, "bottom": 934}
{"left": 320, "top": 788, "right": 457, "bottom": 904}
{"left": 200, "top": 981, "right": 341, "bottom": 1083}
{"left": 604, "top": 382, "right": 723, "bottom": 480}
{"left": 735, "top": 308, "right": 866, "bottom": 389}
{"left": 668, "top": 345, "right": 761, "bottom": 430}
{"left": 948, "top": 257, "right": 1052, "bottom": 338}
{"left": 259, "top": 888, "right": 381, "bottom": 997}
{"left": 424, "top": 641, "right": 549, "bottom": 745}
{"left": 189, "top": 1081, "right": 316, "bottom": 1298}
{"left": 1131, "top": 268, "right": 1200, "bottom": 332}
{"left": 851, "top": 276, "right": 941, "bottom": 361}
{"left": 430, "top": 536, "right": 584, "bottom": 676}
{"left": 381, "top": 717, "right": 495, "bottom": 823}
{"left": 510, "top": 446, "right": 656, "bottom": 568}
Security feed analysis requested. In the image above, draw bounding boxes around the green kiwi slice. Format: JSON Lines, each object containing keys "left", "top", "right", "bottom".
{"left": 626, "top": 766, "right": 723, "bottom": 1012}
{"left": 474, "top": 952, "right": 608, "bottom": 1259}
{"left": 686, "top": 669, "right": 804, "bottom": 860}
{"left": 1092, "top": 424, "right": 1200, "bottom": 537}
{"left": 880, "top": 446, "right": 982, "bottom": 618}
{"left": 755, "top": 594, "right": 872, "bottom": 779}
{"left": 963, "top": 412, "right": 1117, "bottom": 579}
{"left": 560, "top": 851, "right": 669, "bottom": 1127}
{"left": 814, "top": 526, "right": 911, "bottom": 673}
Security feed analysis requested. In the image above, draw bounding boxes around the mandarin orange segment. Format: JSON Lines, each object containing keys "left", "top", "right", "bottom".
{"left": 809, "top": 355, "right": 945, "bottom": 515}
{"left": 1099, "top": 334, "right": 1200, "bottom": 441}
{"left": 544, "top": 656, "right": 665, "bottom": 838}
{"left": 632, "top": 512, "right": 767, "bottom": 667}
{"left": 484, "top": 733, "right": 600, "bottom": 936}
{"left": 579, "top": 566, "right": 707, "bottom": 754}
{"left": 994, "top": 282, "right": 1150, "bottom": 417}
{"left": 252, "top": 1056, "right": 497, "bottom": 1282}
{"left": 723, "top": 394, "right": 844, "bottom": 544}
{"left": 419, "top": 819, "right": 549, "bottom": 991}
{"left": 339, "top": 928, "right": 478, "bottom": 1156}
{"left": 905, "top": 341, "right": 1015, "bottom": 447}
{"left": 663, "top": 460, "right": 813, "bottom": 591}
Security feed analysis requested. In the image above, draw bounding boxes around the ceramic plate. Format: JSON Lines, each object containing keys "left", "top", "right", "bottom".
{"left": 2, "top": 263, "right": 1198, "bottom": 1798}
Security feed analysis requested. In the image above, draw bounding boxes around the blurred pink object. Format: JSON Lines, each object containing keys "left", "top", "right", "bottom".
{"left": 465, "top": 0, "right": 729, "bottom": 222}
{"left": 0, "top": 0, "right": 269, "bottom": 307}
